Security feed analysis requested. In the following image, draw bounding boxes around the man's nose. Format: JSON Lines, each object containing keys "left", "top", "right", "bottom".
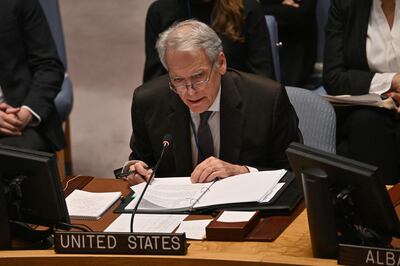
{"left": 185, "top": 83, "right": 196, "bottom": 95}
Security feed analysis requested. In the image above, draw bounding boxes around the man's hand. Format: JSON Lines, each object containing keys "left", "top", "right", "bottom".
{"left": 0, "top": 103, "right": 23, "bottom": 136}
{"left": 190, "top": 156, "right": 249, "bottom": 183}
{"left": 387, "top": 91, "right": 400, "bottom": 113}
{"left": 126, "top": 161, "right": 153, "bottom": 185}
{"left": 282, "top": 0, "right": 300, "bottom": 8}
{"left": 15, "top": 107, "right": 33, "bottom": 130}
{"left": 391, "top": 73, "right": 400, "bottom": 92}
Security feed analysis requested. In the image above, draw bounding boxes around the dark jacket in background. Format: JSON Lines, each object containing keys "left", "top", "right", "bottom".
{"left": 322, "top": 0, "right": 374, "bottom": 95}
{"left": 322, "top": 0, "right": 400, "bottom": 184}
{"left": 260, "top": 0, "right": 317, "bottom": 87}
{"left": 0, "top": 0, "right": 65, "bottom": 150}
{"left": 143, "top": 0, "right": 274, "bottom": 83}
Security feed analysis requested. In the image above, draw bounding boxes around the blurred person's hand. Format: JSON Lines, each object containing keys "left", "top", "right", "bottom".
{"left": 0, "top": 103, "right": 22, "bottom": 136}
{"left": 282, "top": 0, "right": 300, "bottom": 8}
{"left": 391, "top": 73, "right": 400, "bottom": 92}
{"left": 15, "top": 107, "right": 33, "bottom": 130}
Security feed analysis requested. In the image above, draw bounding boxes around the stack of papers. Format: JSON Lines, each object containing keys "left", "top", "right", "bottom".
{"left": 104, "top": 213, "right": 187, "bottom": 233}
{"left": 124, "top": 170, "right": 287, "bottom": 213}
{"left": 66, "top": 190, "right": 122, "bottom": 220}
{"left": 322, "top": 94, "right": 397, "bottom": 110}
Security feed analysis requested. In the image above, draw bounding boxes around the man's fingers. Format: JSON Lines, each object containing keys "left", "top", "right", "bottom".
{"left": 0, "top": 103, "right": 12, "bottom": 111}
{"left": 198, "top": 166, "right": 216, "bottom": 183}
{"left": 135, "top": 163, "right": 151, "bottom": 176}
{"left": 126, "top": 161, "right": 152, "bottom": 185}
{"left": 0, "top": 127, "right": 22, "bottom": 136}
{"left": 5, "top": 107, "right": 20, "bottom": 114}
{"left": 1, "top": 113, "right": 23, "bottom": 128}
{"left": 0, "top": 118, "right": 22, "bottom": 132}
{"left": 127, "top": 173, "right": 147, "bottom": 186}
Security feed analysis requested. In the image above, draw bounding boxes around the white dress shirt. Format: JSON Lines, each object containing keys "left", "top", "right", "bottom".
{"left": 367, "top": 0, "right": 400, "bottom": 94}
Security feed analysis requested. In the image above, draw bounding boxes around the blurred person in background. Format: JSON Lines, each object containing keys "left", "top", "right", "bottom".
{"left": 143, "top": 0, "right": 275, "bottom": 82}
{"left": 323, "top": 0, "right": 400, "bottom": 184}
{"left": 0, "top": 0, "right": 65, "bottom": 152}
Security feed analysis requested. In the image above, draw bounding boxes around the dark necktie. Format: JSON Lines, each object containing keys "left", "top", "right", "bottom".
{"left": 197, "top": 111, "right": 214, "bottom": 164}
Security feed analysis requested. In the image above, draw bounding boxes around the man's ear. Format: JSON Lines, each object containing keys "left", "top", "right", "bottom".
{"left": 217, "top": 52, "right": 227, "bottom": 75}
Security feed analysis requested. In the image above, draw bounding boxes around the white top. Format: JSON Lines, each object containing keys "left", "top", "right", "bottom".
{"left": 367, "top": 0, "right": 400, "bottom": 94}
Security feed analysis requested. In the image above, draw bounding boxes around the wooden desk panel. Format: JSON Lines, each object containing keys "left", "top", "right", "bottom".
{"left": 0, "top": 212, "right": 337, "bottom": 266}
{"left": 0, "top": 178, "right": 338, "bottom": 266}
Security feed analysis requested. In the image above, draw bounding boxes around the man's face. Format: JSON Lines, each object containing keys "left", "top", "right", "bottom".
{"left": 165, "top": 49, "right": 226, "bottom": 113}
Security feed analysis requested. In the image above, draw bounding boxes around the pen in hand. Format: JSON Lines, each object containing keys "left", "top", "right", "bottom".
{"left": 116, "top": 169, "right": 136, "bottom": 179}
{"left": 116, "top": 167, "right": 152, "bottom": 183}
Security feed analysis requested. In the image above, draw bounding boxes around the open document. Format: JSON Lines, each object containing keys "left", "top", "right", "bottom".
{"left": 124, "top": 170, "right": 287, "bottom": 214}
{"left": 322, "top": 94, "right": 397, "bottom": 110}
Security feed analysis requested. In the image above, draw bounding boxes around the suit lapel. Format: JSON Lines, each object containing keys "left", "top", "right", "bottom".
{"left": 168, "top": 94, "right": 193, "bottom": 176}
{"left": 219, "top": 73, "right": 244, "bottom": 164}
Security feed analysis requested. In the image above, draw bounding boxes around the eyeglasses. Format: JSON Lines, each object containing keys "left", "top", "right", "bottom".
{"left": 169, "top": 62, "right": 215, "bottom": 94}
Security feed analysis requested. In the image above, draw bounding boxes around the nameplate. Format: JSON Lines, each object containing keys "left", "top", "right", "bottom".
{"left": 54, "top": 231, "right": 187, "bottom": 255}
{"left": 338, "top": 244, "right": 400, "bottom": 266}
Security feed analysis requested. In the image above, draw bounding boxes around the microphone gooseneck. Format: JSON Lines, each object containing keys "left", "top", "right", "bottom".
{"left": 130, "top": 134, "right": 173, "bottom": 233}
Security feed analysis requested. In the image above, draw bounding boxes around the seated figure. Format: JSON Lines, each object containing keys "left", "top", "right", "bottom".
{"left": 323, "top": 0, "right": 400, "bottom": 184}
{"left": 0, "top": 0, "right": 65, "bottom": 152}
{"left": 125, "top": 19, "right": 299, "bottom": 185}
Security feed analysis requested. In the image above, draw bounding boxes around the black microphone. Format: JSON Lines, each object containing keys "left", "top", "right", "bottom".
{"left": 130, "top": 134, "right": 173, "bottom": 233}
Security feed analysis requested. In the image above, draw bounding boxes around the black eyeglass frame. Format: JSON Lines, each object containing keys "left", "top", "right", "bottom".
{"left": 168, "top": 61, "right": 216, "bottom": 94}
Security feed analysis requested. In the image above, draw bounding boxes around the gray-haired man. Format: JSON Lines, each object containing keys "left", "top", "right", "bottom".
{"left": 126, "top": 19, "right": 299, "bottom": 184}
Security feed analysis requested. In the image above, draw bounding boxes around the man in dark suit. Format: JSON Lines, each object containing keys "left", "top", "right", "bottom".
{"left": 126, "top": 19, "right": 299, "bottom": 184}
{"left": 0, "top": 0, "right": 65, "bottom": 152}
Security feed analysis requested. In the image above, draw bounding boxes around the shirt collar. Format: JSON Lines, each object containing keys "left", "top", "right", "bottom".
{"left": 208, "top": 85, "right": 221, "bottom": 112}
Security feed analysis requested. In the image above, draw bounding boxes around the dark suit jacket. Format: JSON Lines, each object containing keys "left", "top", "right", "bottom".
{"left": 130, "top": 69, "right": 299, "bottom": 177}
{"left": 260, "top": 0, "right": 317, "bottom": 87}
{"left": 0, "top": 0, "right": 65, "bottom": 150}
{"left": 143, "top": 0, "right": 274, "bottom": 83}
{"left": 323, "top": 0, "right": 374, "bottom": 95}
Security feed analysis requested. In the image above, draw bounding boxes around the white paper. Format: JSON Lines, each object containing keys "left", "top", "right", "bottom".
{"left": 194, "top": 169, "right": 286, "bottom": 208}
{"left": 66, "top": 190, "right": 121, "bottom": 219}
{"left": 124, "top": 170, "right": 286, "bottom": 212}
{"left": 261, "top": 182, "right": 285, "bottom": 203}
{"left": 217, "top": 211, "right": 256, "bottom": 223}
{"left": 175, "top": 219, "right": 213, "bottom": 240}
{"left": 322, "top": 94, "right": 397, "bottom": 109}
{"left": 125, "top": 177, "right": 212, "bottom": 211}
{"left": 104, "top": 213, "right": 187, "bottom": 233}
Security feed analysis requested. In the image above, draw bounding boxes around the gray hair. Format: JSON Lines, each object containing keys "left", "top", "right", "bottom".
{"left": 156, "top": 19, "right": 223, "bottom": 69}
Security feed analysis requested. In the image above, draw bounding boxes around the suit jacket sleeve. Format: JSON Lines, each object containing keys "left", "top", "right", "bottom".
{"left": 129, "top": 87, "right": 157, "bottom": 166}
{"left": 17, "top": 0, "right": 65, "bottom": 121}
{"left": 322, "top": 0, "right": 374, "bottom": 95}
{"left": 265, "top": 85, "right": 300, "bottom": 169}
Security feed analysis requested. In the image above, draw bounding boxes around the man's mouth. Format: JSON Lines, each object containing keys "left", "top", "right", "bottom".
{"left": 188, "top": 97, "right": 204, "bottom": 104}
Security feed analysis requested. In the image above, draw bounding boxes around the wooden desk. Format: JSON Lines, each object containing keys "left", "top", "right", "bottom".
{"left": 0, "top": 178, "right": 338, "bottom": 266}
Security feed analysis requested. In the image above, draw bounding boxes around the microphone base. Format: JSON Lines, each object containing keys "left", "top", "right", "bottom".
{"left": 54, "top": 231, "right": 187, "bottom": 255}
